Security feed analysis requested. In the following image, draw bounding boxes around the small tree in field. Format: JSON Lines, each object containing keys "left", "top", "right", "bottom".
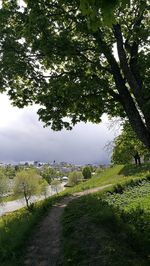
{"left": 68, "top": 171, "right": 83, "bottom": 186}
{"left": 14, "top": 169, "right": 44, "bottom": 210}
{"left": 82, "top": 167, "right": 92, "bottom": 179}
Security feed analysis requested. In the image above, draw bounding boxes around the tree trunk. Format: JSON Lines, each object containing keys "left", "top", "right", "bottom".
{"left": 93, "top": 30, "right": 150, "bottom": 150}
{"left": 24, "top": 193, "right": 30, "bottom": 210}
{"left": 23, "top": 185, "right": 30, "bottom": 210}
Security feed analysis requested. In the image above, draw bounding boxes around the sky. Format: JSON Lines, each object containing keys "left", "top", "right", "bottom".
{"left": 0, "top": 94, "right": 120, "bottom": 165}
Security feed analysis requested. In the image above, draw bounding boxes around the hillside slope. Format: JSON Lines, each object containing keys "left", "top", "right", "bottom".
{"left": 62, "top": 164, "right": 150, "bottom": 266}
{"left": 0, "top": 164, "right": 150, "bottom": 266}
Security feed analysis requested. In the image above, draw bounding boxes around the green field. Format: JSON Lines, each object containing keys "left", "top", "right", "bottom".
{"left": 0, "top": 164, "right": 150, "bottom": 266}
{"left": 63, "top": 164, "right": 150, "bottom": 195}
{"left": 62, "top": 164, "right": 150, "bottom": 266}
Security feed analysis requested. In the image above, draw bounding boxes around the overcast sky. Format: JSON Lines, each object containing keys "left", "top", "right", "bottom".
{"left": 0, "top": 94, "right": 120, "bottom": 165}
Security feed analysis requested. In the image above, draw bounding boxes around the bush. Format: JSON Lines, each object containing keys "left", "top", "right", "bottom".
{"left": 82, "top": 166, "right": 92, "bottom": 179}
{"left": 68, "top": 171, "right": 83, "bottom": 186}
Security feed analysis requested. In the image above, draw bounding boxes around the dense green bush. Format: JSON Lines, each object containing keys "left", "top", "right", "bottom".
{"left": 82, "top": 166, "right": 92, "bottom": 179}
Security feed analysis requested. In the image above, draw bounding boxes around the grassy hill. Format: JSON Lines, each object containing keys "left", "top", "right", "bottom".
{"left": 0, "top": 163, "right": 150, "bottom": 265}
{"left": 62, "top": 164, "right": 150, "bottom": 266}
{"left": 63, "top": 163, "right": 150, "bottom": 194}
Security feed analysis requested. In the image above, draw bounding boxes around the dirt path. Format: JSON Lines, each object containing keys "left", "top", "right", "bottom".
{"left": 24, "top": 184, "right": 111, "bottom": 266}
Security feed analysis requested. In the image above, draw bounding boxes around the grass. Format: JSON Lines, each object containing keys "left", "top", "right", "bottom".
{"left": 3, "top": 163, "right": 149, "bottom": 201}
{"left": 1, "top": 163, "right": 150, "bottom": 265}
{"left": 62, "top": 194, "right": 149, "bottom": 266}
{"left": 2, "top": 193, "right": 23, "bottom": 203}
{"left": 0, "top": 194, "right": 65, "bottom": 266}
{"left": 62, "top": 163, "right": 150, "bottom": 195}
{"left": 62, "top": 163, "right": 150, "bottom": 266}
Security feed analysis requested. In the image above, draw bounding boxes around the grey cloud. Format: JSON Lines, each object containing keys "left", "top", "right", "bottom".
{"left": 0, "top": 110, "right": 116, "bottom": 165}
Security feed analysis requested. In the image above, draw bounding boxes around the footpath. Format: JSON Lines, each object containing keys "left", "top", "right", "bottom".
{"left": 24, "top": 184, "right": 111, "bottom": 266}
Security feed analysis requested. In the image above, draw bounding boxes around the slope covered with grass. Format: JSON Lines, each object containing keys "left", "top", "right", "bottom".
{"left": 62, "top": 164, "right": 150, "bottom": 266}
{"left": 63, "top": 164, "right": 150, "bottom": 195}
{"left": 1, "top": 164, "right": 150, "bottom": 265}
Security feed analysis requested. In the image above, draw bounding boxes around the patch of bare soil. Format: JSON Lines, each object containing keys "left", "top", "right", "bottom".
{"left": 24, "top": 184, "right": 111, "bottom": 266}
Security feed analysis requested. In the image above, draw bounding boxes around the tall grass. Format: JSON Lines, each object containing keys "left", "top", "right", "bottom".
{"left": 0, "top": 194, "right": 65, "bottom": 266}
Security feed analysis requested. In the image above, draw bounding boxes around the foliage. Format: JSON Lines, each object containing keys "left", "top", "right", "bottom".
{"left": 68, "top": 171, "right": 83, "bottom": 187}
{"left": 104, "top": 179, "right": 150, "bottom": 211}
{"left": 0, "top": 170, "right": 8, "bottom": 202}
{"left": 62, "top": 163, "right": 150, "bottom": 194}
{"left": 79, "top": 0, "right": 130, "bottom": 28}
{"left": 1, "top": 164, "right": 150, "bottom": 265}
{"left": 51, "top": 179, "right": 61, "bottom": 194}
{"left": 14, "top": 169, "right": 44, "bottom": 210}
{"left": 111, "top": 122, "right": 150, "bottom": 164}
{"left": 62, "top": 190, "right": 150, "bottom": 265}
{"left": 62, "top": 169, "right": 150, "bottom": 265}
{"left": 41, "top": 165, "right": 57, "bottom": 184}
{"left": 5, "top": 166, "right": 15, "bottom": 179}
{"left": 0, "top": 1, "right": 150, "bottom": 148}
{"left": 39, "top": 178, "right": 48, "bottom": 198}
{"left": 82, "top": 166, "right": 92, "bottom": 179}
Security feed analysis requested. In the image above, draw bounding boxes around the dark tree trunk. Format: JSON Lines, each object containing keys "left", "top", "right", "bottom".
{"left": 93, "top": 30, "right": 150, "bottom": 150}
{"left": 24, "top": 194, "right": 29, "bottom": 209}
{"left": 23, "top": 185, "right": 30, "bottom": 210}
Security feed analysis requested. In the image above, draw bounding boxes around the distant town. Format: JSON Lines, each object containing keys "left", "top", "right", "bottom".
{"left": 0, "top": 160, "right": 108, "bottom": 173}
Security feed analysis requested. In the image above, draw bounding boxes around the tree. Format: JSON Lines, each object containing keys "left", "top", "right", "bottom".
{"left": 41, "top": 165, "right": 58, "bottom": 184}
{"left": 79, "top": 0, "right": 130, "bottom": 28}
{"left": 0, "top": 1, "right": 150, "bottom": 149}
{"left": 68, "top": 171, "right": 83, "bottom": 186}
{"left": 14, "top": 168, "right": 44, "bottom": 210}
{"left": 111, "top": 122, "right": 150, "bottom": 164}
{"left": 82, "top": 166, "right": 92, "bottom": 179}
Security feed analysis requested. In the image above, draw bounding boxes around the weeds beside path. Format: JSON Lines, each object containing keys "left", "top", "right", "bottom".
{"left": 24, "top": 184, "right": 112, "bottom": 266}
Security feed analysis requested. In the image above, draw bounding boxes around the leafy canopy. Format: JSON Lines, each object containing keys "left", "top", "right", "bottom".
{"left": 0, "top": 0, "right": 150, "bottom": 148}
{"left": 79, "top": 0, "right": 130, "bottom": 28}
{"left": 111, "top": 122, "right": 150, "bottom": 164}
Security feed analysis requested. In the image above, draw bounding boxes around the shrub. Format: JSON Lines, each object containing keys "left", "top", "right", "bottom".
{"left": 68, "top": 171, "right": 83, "bottom": 186}
{"left": 82, "top": 166, "right": 92, "bottom": 179}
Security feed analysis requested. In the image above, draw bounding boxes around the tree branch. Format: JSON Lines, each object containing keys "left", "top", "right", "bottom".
{"left": 113, "top": 24, "right": 144, "bottom": 108}
{"left": 93, "top": 29, "right": 150, "bottom": 147}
